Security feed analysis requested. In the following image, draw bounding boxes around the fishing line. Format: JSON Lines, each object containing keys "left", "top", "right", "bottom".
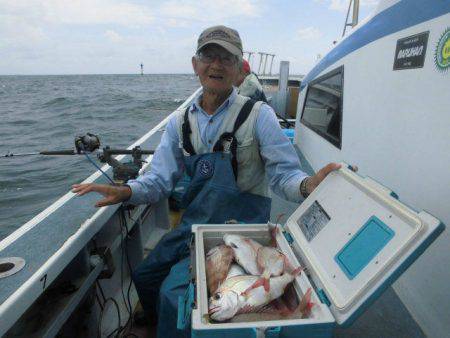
{"left": 82, "top": 151, "right": 115, "bottom": 184}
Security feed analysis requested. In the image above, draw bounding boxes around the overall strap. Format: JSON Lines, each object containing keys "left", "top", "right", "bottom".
{"left": 182, "top": 106, "right": 196, "bottom": 156}
{"left": 232, "top": 99, "right": 256, "bottom": 134}
{"left": 213, "top": 99, "right": 257, "bottom": 179}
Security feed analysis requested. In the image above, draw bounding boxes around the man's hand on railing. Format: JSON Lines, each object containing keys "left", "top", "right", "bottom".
{"left": 71, "top": 183, "right": 131, "bottom": 207}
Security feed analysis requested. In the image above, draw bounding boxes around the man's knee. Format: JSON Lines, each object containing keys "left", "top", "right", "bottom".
{"left": 159, "top": 275, "right": 173, "bottom": 300}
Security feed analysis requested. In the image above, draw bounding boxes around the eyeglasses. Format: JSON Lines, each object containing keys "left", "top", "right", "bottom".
{"left": 197, "top": 51, "right": 237, "bottom": 67}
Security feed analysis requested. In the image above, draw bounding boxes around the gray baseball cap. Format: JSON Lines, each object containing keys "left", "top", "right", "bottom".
{"left": 197, "top": 25, "right": 243, "bottom": 59}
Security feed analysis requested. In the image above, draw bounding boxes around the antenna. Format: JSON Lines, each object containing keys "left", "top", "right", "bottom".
{"left": 342, "top": 0, "right": 360, "bottom": 37}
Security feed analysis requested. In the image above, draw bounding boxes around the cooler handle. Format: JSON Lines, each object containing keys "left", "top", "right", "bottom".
{"left": 340, "top": 162, "right": 399, "bottom": 199}
{"left": 364, "top": 176, "right": 399, "bottom": 199}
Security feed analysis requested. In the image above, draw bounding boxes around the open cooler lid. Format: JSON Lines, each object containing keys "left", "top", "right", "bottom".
{"left": 284, "top": 164, "right": 444, "bottom": 326}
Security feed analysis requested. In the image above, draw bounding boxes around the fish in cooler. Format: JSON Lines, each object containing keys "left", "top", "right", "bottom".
{"left": 208, "top": 268, "right": 306, "bottom": 322}
{"left": 223, "top": 234, "right": 261, "bottom": 275}
{"left": 224, "top": 230, "right": 300, "bottom": 294}
{"left": 205, "top": 245, "right": 234, "bottom": 295}
{"left": 226, "top": 264, "right": 246, "bottom": 279}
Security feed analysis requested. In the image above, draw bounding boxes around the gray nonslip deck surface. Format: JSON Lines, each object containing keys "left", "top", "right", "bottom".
{"left": 268, "top": 145, "right": 426, "bottom": 338}
{"left": 0, "top": 131, "right": 164, "bottom": 307}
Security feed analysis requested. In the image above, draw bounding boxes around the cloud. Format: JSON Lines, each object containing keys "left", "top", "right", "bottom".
{"left": 104, "top": 30, "right": 124, "bottom": 43}
{"left": 297, "top": 27, "right": 323, "bottom": 40}
{"left": 0, "top": 0, "right": 265, "bottom": 74}
{"left": 0, "top": 14, "right": 50, "bottom": 56}
{"left": 315, "top": 0, "right": 378, "bottom": 12}
{"left": 158, "top": 0, "right": 262, "bottom": 23}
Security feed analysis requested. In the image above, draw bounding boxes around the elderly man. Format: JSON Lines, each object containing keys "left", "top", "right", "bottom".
{"left": 235, "top": 59, "right": 267, "bottom": 102}
{"left": 72, "top": 25, "right": 341, "bottom": 337}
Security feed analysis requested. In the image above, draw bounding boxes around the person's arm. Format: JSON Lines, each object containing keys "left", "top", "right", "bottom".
{"left": 126, "top": 115, "right": 184, "bottom": 205}
{"left": 255, "top": 104, "right": 308, "bottom": 202}
{"left": 255, "top": 104, "right": 342, "bottom": 202}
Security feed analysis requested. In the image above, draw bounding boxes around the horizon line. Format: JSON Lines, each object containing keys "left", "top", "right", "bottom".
{"left": 0, "top": 72, "right": 197, "bottom": 76}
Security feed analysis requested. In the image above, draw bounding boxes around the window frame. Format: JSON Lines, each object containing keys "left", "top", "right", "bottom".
{"left": 300, "top": 65, "right": 344, "bottom": 149}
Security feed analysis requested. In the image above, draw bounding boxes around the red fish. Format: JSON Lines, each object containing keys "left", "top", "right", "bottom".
{"left": 206, "top": 245, "right": 234, "bottom": 295}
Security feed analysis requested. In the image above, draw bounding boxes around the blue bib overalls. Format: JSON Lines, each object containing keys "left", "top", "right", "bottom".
{"left": 132, "top": 101, "right": 270, "bottom": 337}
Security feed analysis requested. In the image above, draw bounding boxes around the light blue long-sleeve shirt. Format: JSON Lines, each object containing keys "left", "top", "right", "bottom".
{"left": 127, "top": 88, "right": 308, "bottom": 205}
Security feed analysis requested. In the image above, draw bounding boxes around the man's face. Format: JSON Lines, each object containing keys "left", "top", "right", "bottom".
{"left": 192, "top": 44, "right": 240, "bottom": 95}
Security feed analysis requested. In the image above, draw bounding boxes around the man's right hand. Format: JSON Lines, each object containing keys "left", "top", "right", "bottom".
{"left": 71, "top": 183, "right": 132, "bottom": 207}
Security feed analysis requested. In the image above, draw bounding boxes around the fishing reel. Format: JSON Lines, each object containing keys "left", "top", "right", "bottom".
{"left": 97, "top": 146, "right": 154, "bottom": 184}
{"left": 75, "top": 133, "right": 100, "bottom": 154}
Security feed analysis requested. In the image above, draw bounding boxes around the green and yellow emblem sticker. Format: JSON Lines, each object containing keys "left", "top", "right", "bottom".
{"left": 434, "top": 27, "right": 450, "bottom": 72}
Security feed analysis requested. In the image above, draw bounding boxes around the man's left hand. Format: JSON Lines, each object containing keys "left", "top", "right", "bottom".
{"left": 305, "top": 163, "right": 358, "bottom": 195}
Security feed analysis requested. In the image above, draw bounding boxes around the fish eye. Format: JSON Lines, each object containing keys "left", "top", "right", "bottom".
{"left": 214, "top": 293, "right": 221, "bottom": 300}
{"left": 230, "top": 243, "right": 237, "bottom": 248}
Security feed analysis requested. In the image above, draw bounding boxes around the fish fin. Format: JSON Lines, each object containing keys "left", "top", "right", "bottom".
{"left": 261, "top": 270, "right": 271, "bottom": 292}
{"left": 274, "top": 298, "right": 292, "bottom": 316}
{"left": 299, "top": 288, "right": 315, "bottom": 318}
{"left": 241, "top": 277, "right": 267, "bottom": 296}
{"left": 263, "top": 277, "right": 270, "bottom": 292}
{"left": 240, "top": 291, "right": 250, "bottom": 301}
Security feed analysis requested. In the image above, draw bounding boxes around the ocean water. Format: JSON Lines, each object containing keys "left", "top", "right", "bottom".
{"left": 0, "top": 74, "right": 199, "bottom": 240}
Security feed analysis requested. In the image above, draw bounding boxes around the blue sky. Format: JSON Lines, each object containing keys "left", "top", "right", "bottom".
{"left": 0, "top": 0, "right": 379, "bottom": 75}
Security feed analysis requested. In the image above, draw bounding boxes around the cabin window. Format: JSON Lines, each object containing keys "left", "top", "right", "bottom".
{"left": 301, "top": 66, "right": 343, "bottom": 148}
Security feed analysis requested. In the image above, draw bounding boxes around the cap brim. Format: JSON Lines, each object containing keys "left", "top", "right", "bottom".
{"left": 197, "top": 40, "right": 242, "bottom": 59}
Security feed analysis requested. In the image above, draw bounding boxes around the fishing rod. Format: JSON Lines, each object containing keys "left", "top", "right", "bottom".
{"left": 2, "top": 133, "right": 155, "bottom": 183}
{"left": 2, "top": 133, "right": 101, "bottom": 158}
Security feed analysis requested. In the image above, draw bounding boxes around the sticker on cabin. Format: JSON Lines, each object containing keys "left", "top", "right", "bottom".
{"left": 393, "top": 31, "right": 429, "bottom": 70}
{"left": 434, "top": 28, "right": 450, "bottom": 72}
{"left": 297, "top": 201, "right": 330, "bottom": 241}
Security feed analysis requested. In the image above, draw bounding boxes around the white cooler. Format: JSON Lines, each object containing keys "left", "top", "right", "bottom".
{"left": 178, "top": 165, "right": 445, "bottom": 338}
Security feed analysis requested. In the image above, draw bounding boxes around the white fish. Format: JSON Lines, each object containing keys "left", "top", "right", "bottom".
{"left": 248, "top": 225, "right": 300, "bottom": 293}
{"left": 224, "top": 231, "right": 300, "bottom": 294}
{"left": 226, "top": 264, "right": 246, "bottom": 279}
{"left": 223, "top": 234, "right": 262, "bottom": 275}
{"left": 208, "top": 268, "right": 302, "bottom": 322}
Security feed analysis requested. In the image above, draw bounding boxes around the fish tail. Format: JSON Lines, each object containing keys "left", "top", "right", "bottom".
{"left": 268, "top": 222, "right": 279, "bottom": 247}
{"left": 299, "top": 288, "right": 315, "bottom": 318}
{"left": 291, "top": 266, "right": 303, "bottom": 277}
